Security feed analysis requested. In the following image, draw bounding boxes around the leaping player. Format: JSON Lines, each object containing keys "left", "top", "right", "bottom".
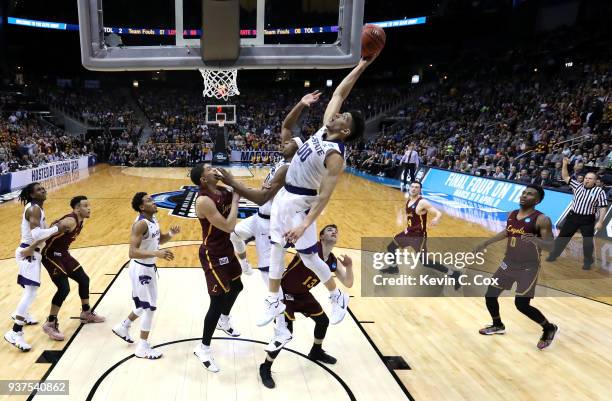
{"left": 218, "top": 91, "right": 322, "bottom": 282}
{"left": 380, "top": 181, "right": 462, "bottom": 289}
{"left": 475, "top": 184, "right": 558, "bottom": 349}
{"left": 261, "top": 54, "right": 379, "bottom": 331}
{"left": 191, "top": 164, "right": 243, "bottom": 373}
{"left": 5, "top": 183, "right": 66, "bottom": 351}
{"left": 41, "top": 196, "right": 105, "bottom": 343}
{"left": 112, "top": 192, "right": 180, "bottom": 360}
{"left": 259, "top": 224, "right": 353, "bottom": 389}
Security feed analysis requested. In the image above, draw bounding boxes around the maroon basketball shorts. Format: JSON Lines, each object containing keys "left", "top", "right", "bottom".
{"left": 199, "top": 245, "right": 241, "bottom": 296}
{"left": 393, "top": 231, "right": 428, "bottom": 253}
{"left": 282, "top": 291, "right": 324, "bottom": 320}
{"left": 491, "top": 261, "right": 540, "bottom": 297}
{"left": 42, "top": 250, "right": 81, "bottom": 277}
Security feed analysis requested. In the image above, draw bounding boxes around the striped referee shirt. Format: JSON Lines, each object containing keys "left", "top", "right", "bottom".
{"left": 569, "top": 179, "right": 608, "bottom": 215}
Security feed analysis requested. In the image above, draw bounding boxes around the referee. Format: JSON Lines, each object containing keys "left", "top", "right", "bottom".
{"left": 546, "top": 158, "right": 608, "bottom": 269}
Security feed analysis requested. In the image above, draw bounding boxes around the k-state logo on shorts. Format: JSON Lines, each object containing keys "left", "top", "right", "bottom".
{"left": 151, "top": 185, "right": 259, "bottom": 219}
{"left": 139, "top": 275, "right": 152, "bottom": 285}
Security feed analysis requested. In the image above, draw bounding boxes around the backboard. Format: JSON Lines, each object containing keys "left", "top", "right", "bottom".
{"left": 77, "top": 0, "right": 365, "bottom": 71}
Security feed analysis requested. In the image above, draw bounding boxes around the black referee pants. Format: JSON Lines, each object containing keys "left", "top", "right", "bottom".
{"left": 401, "top": 163, "right": 417, "bottom": 184}
{"left": 548, "top": 212, "right": 595, "bottom": 267}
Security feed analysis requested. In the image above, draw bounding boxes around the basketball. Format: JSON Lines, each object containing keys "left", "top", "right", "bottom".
{"left": 361, "top": 24, "right": 386, "bottom": 59}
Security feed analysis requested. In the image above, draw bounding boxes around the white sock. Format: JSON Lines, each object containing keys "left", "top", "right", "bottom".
{"left": 239, "top": 258, "right": 249, "bottom": 268}
{"left": 200, "top": 343, "right": 210, "bottom": 351}
{"left": 330, "top": 288, "right": 340, "bottom": 297}
{"left": 219, "top": 314, "right": 229, "bottom": 322}
{"left": 122, "top": 319, "right": 132, "bottom": 328}
{"left": 139, "top": 340, "right": 150, "bottom": 347}
{"left": 268, "top": 290, "right": 280, "bottom": 300}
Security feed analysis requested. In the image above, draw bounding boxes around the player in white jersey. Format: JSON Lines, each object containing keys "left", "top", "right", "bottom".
{"left": 112, "top": 192, "right": 180, "bottom": 359}
{"left": 5, "top": 182, "right": 67, "bottom": 352}
{"left": 261, "top": 54, "right": 379, "bottom": 329}
{"left": 219, "top": 92, "right": 322, "bottom": 284}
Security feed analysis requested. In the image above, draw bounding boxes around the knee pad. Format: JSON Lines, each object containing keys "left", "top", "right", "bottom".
{"left": 132, "top": 307, "right": 144, "bottom": 317}
{"left": 52, "top": 281, "right": 71, "bottom": 307}
{"left": 269, "top": 242, "right": 286, "bottom": 280}
{"left": 140, "top": 310, "right": 154, "bottom": 332}
{"left": 298, "top": 253, "right": 332, "bottom": 283}
{"left": 15, "top": 286, "right": 38, "bottom": 316}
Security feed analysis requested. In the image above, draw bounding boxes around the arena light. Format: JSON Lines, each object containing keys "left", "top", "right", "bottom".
{"left": 326, "top": 80, "right": 333, "bottom": 87}
{"left": 304, "top": 80, "right": 311, "bottom": 88}
{"left": 565, "top": 61, "right": 573, "bottom": 68}
{"left": 132, "top": 80, "right": 139, "bottom": 88}
{"left": 411, "top": 75, "right": 420, "bottom": 84}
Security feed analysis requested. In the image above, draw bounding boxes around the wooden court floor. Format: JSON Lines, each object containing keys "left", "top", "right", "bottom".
{"left": 0, "top": 164, "right": 611, "bottom": 401}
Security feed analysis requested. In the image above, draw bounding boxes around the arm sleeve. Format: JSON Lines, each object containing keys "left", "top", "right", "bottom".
{"left": 31, "top": 226, "right": 59, "bottom": 242}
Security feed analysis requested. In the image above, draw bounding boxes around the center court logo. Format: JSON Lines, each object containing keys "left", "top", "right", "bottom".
{"left": 151, "top": 185, "right": 259, "bottom": 219}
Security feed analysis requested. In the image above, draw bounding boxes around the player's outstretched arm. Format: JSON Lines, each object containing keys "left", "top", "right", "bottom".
{"left": 335, "top": 255, "right": 354, "bottom": 288}
{"left": 323, "top": 55, "right": 379, "bottom": 126}
{"left": 474, "top": 230, "right": 508, "bottom": 253}
{"left": 281, "top": 91, "right": 321, "bottom": 142}
{"left": 28, "top": 206, "right": 60, "bottom": 241}
{"left": 159, "top": 225, "right": 181, "bottom": 245}
{"left": 196, "top": 192, "right": 240, "bottom": 233}
{"left": 217, "top": 166, "right": 288, "bottom": 206}
{"left": 129, "top": 220, "right": 173, "bottom": 260}
{"left": 285, "top": 152, "right": 343, "bottom": 243}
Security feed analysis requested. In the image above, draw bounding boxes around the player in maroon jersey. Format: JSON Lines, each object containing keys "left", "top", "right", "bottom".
{"left": 381, "top": 181, "right": 461, "bottom": 287}
{"left": 258, "top": 224, "right": 353, "bottom": 389}
{"left": 41, "top": 196, "right": 105, "bottom": 341}
{"left": 475, "top": 184, "right": 558, "bottom": 349}
{"left": 190, "top": 164, "right": 242, "bottom": 373}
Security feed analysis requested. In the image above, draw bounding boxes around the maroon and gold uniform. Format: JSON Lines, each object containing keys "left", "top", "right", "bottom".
{"left": 198, "top": 186, "right": 241, "bottom": 296}
{"left": 281, "top": 242, "right": 337, "bottom": 320}
{"left": 393, "top": 197, "right": 427, "bottom": 252}
{"left": 42, "top": 212, "right": 83, "bottom": 277}
{"left": 492, "top": 209, "right": 543, "bottom": 297}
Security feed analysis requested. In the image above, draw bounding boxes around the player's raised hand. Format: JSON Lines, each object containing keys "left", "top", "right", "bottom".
{"left": 301, "top": 90, "right": 321, "bottom": 107}
{"left": 170, "top": 225, "right": 181, "bottom": 236}
{"left": 338, "top": 255, "right": 353, "bottom": 269}
{"left": 562, "top": 157, "right": 570, "bottom": 166}
{"left": 285, "top": 224, "right": 307, "bottom": 244}
{"left": 215, "top": 168, "right": 235, "bottom": 185}
{"left": 156, "top": 249, "right": 174, "bottom": 261}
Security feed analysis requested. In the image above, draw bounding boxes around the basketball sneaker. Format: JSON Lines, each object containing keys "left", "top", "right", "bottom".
{"left": 135, "top": 340, "right": 162, "bottom": 359}
{"left": 216, "top": 315, "right": 240, "bottom": 337}
{"left": 259, "top": 363, "right": 275, "bottom": 389}
{"left": 80, "top": 310, "right": 105, "bottom": 324}
{"left": 537, "top": 324, "right": 558, "bottom": 350}
{"left": 478, "top": 323, "right": 506, "bottom": 335}
{"left": 265, "top": 323, "right": 292, "bottom": 352}
{"left": 11, "top": 313, "right": 38, "bottom": 325}
{"left": 4, "top": 330, "right": 31, "bottom": 352}
{"left": 329, "top": 289, "right": 349, "bottom": 325}
{"left": 42, "top": 321, "right": 65, "bottom": 341}
{"left": 308, "top": 347, "right": 337, "bottom": 364}
{"left": 112, "top": 322, "right": 134, "bottom": 343}
{"left": 239, "top": 259, "right": 254, "bottom": 275}
{"left": 193, "top": 343, "right": 220, "bottom": 372}
{"left": 257, "top": 295, "right": 286, "bottom": 327}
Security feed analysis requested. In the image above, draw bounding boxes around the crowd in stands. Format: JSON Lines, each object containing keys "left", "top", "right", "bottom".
{"left": 0, "top": 111, "right": 91, "bottom": 174}
{"left": 43, "top": 87, "right": 136, "bottom": 128}
{"left": 349, "top": 27, "right": 612, "bottom": 194}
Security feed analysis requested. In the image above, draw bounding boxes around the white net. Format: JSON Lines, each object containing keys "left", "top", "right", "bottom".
{"left": 199, "top": 68, "right": 240, "bottom": 101}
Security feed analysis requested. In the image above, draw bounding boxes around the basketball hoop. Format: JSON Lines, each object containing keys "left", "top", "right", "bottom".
{"left": 199, "top": 68, "right": 240, "bottom": 101}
